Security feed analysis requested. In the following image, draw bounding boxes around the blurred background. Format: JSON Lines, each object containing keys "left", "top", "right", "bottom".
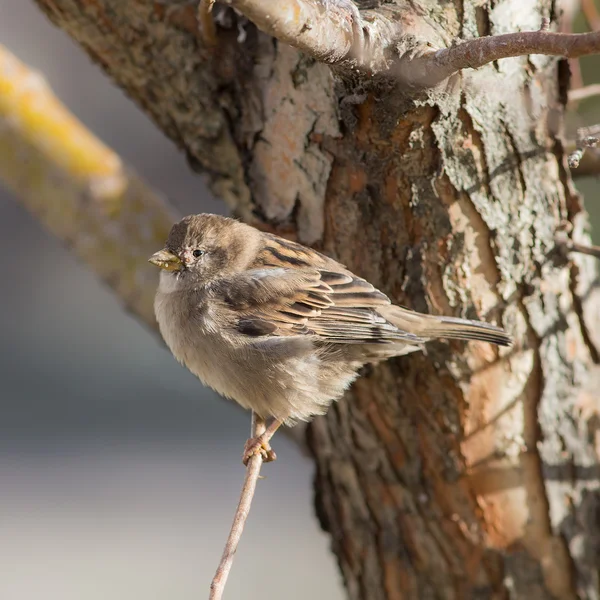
{"left": 0, "top": 2, "right": 598, "bottom": 600}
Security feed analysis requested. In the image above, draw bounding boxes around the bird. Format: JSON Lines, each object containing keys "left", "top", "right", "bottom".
{"left": 149, "top": 214, "right": 511, "bottom": 464}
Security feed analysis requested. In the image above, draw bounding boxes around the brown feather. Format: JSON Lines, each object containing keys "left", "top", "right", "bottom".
{"left": 152, "top": 213, "right": 512, "bottom": 426}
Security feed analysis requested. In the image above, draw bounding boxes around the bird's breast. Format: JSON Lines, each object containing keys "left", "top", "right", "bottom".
{"left": 153, "top": 282, "right": 243, "bottom": 400}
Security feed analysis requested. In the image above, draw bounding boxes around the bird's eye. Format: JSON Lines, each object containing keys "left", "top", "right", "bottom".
{"left": 192, "top": 249, "right": 205, "bottom": 258}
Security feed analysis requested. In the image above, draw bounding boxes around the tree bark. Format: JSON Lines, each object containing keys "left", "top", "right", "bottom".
{"left": 30, "top": 1, "right": 600, "bottom": 598}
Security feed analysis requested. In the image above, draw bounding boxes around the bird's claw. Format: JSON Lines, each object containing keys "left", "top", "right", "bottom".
{"left": 242, "top": 437, "right": 277, "bottom": 465}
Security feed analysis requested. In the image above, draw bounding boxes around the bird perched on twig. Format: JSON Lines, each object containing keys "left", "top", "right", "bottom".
{"left": 149, "top": 214, "right": 511, "bottom": 464}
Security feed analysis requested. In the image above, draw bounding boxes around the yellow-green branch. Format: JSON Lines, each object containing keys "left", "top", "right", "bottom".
{"left": 0, "top": 43, "right": 178, "bottom": 332}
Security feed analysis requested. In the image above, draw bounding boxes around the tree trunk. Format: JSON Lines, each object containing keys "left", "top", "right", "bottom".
{"left": 31, "top": 1, "right": 600, "bottom": 598}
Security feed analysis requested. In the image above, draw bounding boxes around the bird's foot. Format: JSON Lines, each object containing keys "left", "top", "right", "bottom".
{"left": 242, "top": 437, "right": 277, "bottom": 466}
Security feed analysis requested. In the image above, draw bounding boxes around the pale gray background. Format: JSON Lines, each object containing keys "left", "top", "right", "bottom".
{"left": 0, "top": 2, "right": 598, "bottom": 600}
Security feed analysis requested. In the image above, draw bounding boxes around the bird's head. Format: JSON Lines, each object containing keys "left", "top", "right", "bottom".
{"left": 149, "top": 214, "right": 260, "bottom": 284}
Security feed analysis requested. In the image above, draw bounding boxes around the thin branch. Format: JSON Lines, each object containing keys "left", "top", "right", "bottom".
{"left": 209, "top": 412, "right": 267, "bottom": 600}
{"left": 568, "top": 241, "right": 600, "bottom": 259}
{"left": 573, "top": 147, "right": 600, "bottom": 176}
{"left": 564, "top": 123, "right": 600, "bottom": 175}
{"left": 567, "top": 127, "right": 599, "bottom": 168}
{"left": 0, "top": 43, "right": 177, "bottom": 332}
{"left": 555, "top": 229, "right": 600, "bottom": 260}
{"left": 438, "top": 30, "right": 600, "bottom": 64}
{"left": 582, "top": 0, "right": 600, "bottom": 31}
{"left": 568, "top": 84, "right": 600, "bottom": 104}
{"left": 577, "top": 124, "right": 600, "bottom": 138}
{"left": 228, "top": 1, "right": 600, "bottom": 87}
{"left": 398, "top": 30, "right": 600, "bottom": 88}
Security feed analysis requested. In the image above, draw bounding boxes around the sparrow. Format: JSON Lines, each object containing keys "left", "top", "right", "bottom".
{"left": 149, "top": 214, "right": 511, "bottom": 464}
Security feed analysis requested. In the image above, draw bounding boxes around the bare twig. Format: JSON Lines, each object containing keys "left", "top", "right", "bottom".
{"left": 582, "top": 0, "right": 600, "bottom": 31}
{"left": 567, "top": 127, "right": 600, "bottom": 168}
{"left": 209, "top": 412, "right": 267, "bottom": 600}
{"left": 575, "top": 149, "right": 600, "bottom": 176}
{"left": 555, "top": 229, "right": 600, "bottom": 260}
{"left": 568, "top": 84, "right": 600, "bottom": 104}
{"left": 399, "top": 30, "right": 600, "bottom": 87}
{"left": 568, "top": 241, "right": 600, "bottom": 259}
{"left": 578, "top": 124, "right": 600, "bottom": 138}
{"left": 228, "top": 1, "right": 600, "bottom": 87}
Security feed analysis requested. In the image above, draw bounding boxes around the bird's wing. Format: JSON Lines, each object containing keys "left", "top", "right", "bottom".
{"left": 213, "top": 267, "right": 423, "bottom": 345}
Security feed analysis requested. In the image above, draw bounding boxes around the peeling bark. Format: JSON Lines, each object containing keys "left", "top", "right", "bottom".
{"left": 30, "top": 1, "right": 600, "bottom": 598}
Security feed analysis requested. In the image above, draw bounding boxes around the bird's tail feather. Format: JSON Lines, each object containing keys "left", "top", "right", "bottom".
{"left": 383, "top": 306, "right": 512, "bottom": 347}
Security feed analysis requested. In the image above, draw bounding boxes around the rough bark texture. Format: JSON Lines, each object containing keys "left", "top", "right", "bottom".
{"left": 31, "top": 1, "right": 600, "bottom": 598}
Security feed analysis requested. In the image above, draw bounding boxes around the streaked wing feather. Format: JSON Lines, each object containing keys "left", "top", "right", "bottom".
{"left": 215, "top": 232, "right": 510, "bottom": 346}
{"left": 309, "top": 313, "right": 422, "bottom": 344}
{"left": 218, "top": 261, "right": 419, "bottom": 344}
{"left": 318, "top": 270, "right": 354, "bottom": 285}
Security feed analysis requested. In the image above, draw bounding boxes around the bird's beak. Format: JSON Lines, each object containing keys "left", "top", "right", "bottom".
{"left": 148, "top": 248, "right": 182, "bottom": 272}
